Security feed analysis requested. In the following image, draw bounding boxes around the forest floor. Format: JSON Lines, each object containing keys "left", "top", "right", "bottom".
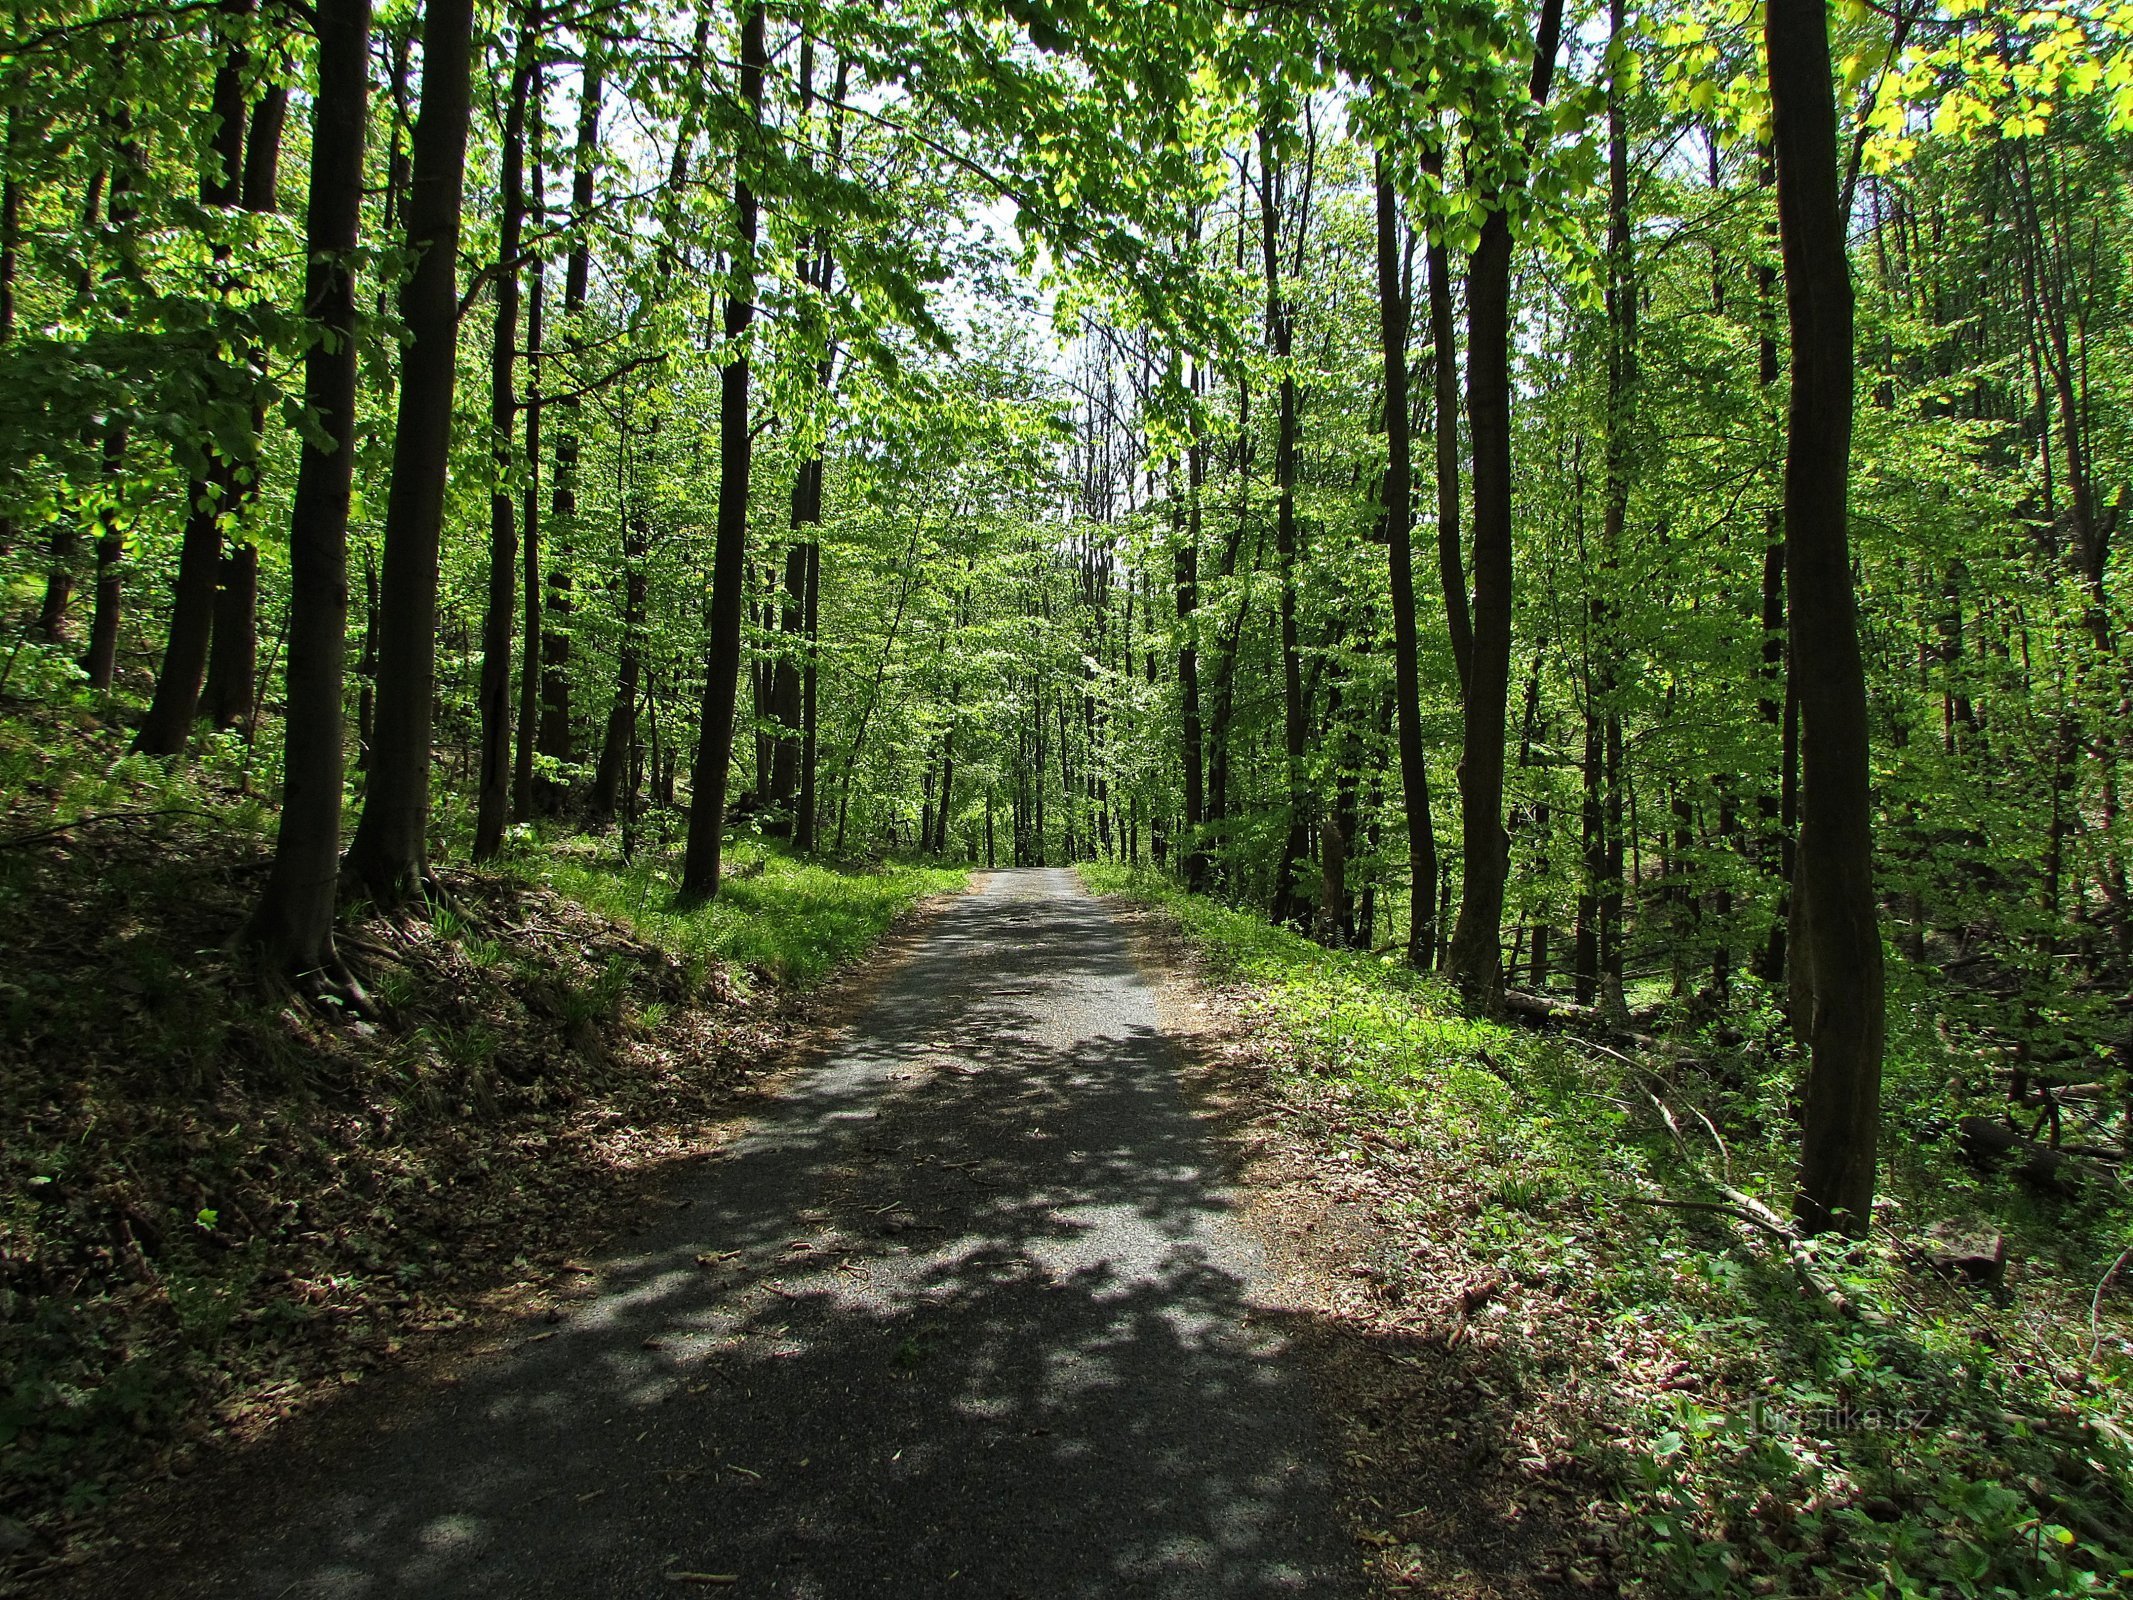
{"left": 4, "top": 706, "right": 2128, "bottom": 1598}
{"left": 0, "top": 706, "right": 963, "bottom": 1587}
{"left": 1085, "top": 865, "right": 2133, "bottom": 1600}
{"left": 40, "top": 866, "right": 1396, "bottom": 1599}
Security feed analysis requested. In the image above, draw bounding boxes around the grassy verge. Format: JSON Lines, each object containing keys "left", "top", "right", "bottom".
{"left": 1083, "top": 862, "right": 2132, "bottom": 1600}
{"left": 0, "top": 704, "right": 963, "bottom": 1572}
{"left": 540, "top": 837, "right": 966, "bottom": 988}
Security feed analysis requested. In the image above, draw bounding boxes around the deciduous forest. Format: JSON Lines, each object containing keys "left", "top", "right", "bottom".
{"left": 2, "top": 0, "right": 2131, "bottom": 1593}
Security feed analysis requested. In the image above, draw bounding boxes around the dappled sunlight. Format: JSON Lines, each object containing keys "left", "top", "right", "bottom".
{"left": 174, "top": 869, "right": 1366, "bottom": 1598}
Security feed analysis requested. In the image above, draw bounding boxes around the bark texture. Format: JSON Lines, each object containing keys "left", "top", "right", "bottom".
{"left": 244, "top": 0, "right": 372, "bottom": 977}
{"left": 1767, "top": 0, "right": 1885, "bottom": 1237}
{"left": 341, "top": 0, "right": 476, "bottom": 906}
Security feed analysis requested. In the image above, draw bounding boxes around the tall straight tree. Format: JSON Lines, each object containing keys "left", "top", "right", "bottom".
{"left": 1175, "top": 356, "right": 1208, "bottom": 891}
{"left": 134, "top": 2, "right": 252, "bottom": 755}
{"left": 1445, "top": 0, "right": 1563, "bottom": 1009}
{"left": 681, "top": 0, "right": 767, "bottom": 897}
{"left": 243, "top": 0, "right": 373, "bottom": 977}
{"left": 199, "top": 72, "right": 288, "bottom": 732}
{"left": 538, "top": 24, "right": 606, "bottom": 806}
{"left": 1257, "top": 122, "right": 1313, "bottom": 929}
{"left": 1423, "top": 140, "right": 1470, "bottom": 704}
{"left": 1374, "top": 156, "right": 1437, "bottom": 968}
{"left": 473, "top": 19, "right": 536, "bottom": 861}
{"left": 513, "top": 142, "right": 546, "bottom": 821}
{"left": 342, "top": 0, "right": 477, "bottom": 906}
{"left": 83, "top": 105, "right": 141, "bottom": 692}
{"left": 1766, "top": 0, "right": 1884, "bottom": 1237}
{"left": 1584, "top": 0, "right": 1633, "bottom": 1012}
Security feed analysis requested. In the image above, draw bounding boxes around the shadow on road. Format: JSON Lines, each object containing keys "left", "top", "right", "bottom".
{"left": 103, "top": 869, "right": 1531, "bottom": 1599}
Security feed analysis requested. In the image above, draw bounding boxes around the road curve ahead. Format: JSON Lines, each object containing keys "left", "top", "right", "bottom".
{"left": 183, "top": 867, "right": 1359, "bottom": 1598}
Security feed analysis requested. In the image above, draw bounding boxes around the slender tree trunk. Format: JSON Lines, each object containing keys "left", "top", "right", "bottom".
{"left": 1768, "top": 0, "right": 1884, "bottom": 1237}
{"left": 1447, "top": 0, "right": 1564, "bottom": 1008}
{"left": 136, "top": 21, "right": 250, "bottom": 753}
{"left": 85, "top": 424, "right": 128, "bottom": 690}
{"left": 514, "top": 154, "right": 546, "bottom": 821}
{"left": 1591, "top": 0, "right": 1635, "bottom": 1016}
{"left": 355, "top": 551, "right": 377, "bottom": 765}
{"left": 202, "top": 545, "right": 258, "bottom": 726}
{"left": 1259, "top": 128, "right": 1312, "bottom": 927}
{"left": 84, "top": 117, "right": 141, "bottom": 690}
{"left": 244, "top": 0, "right": 372, "bottom": 978}
{"left": 1175, "top": 410, "right": 1207, "bottom": 890}
{"left": 1376, "top": 161, "right": 1438, "bottom": 967}
{"left": 1424, "top": 146, "right": 1472, "bottom": 700}
{"left": 0, "top": 115, "right": 16, "bottom": 562}
{"left": 592, "top": 497, "right": 648, "bottom": 818}
{"left": 473, "top": 30, "right": 534, "bottom": 860}
{"left": 798, "top": 533, "right": 821, "bottom": 851}
{"left": 769, "top": 531, "right": 806, "bottom": 819}
{"left": 774, "top": 30, "right": 833, "bottom": 832}
{"left": 539, "top": 28, "right": 606, "bottom": 808}
{"left": 201, "top": 73, "right": 288, "bottom": 729}
{"left": 681, "top": 1, "right": 765, "bottom": 897}
{"left": 934, "top": 708, "right": 957, "bottom": 854}
{"left": 1753, "top": 144, "right": 1794, "bottom": 986}
{"left": 341, "top": 0, "right": 476, "bottom": 906}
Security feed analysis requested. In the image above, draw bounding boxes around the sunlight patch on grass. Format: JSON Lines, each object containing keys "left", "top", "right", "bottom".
{"left": 1080, "top": 862, "right": 2133, "bottom": 1600}
{"left": 548, "top": 845, "right": 966, "bottom": 989}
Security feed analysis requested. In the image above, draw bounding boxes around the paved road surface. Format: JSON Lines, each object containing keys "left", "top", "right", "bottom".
{"left": 173, "top": 868, "right": 1358, "bottom": 1598}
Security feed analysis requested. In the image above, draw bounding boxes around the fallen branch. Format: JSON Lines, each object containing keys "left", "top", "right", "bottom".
{"left": 1957, "top": 1117, "right": 2092, "bottom": 1196}
{"left": 0, "top": 806, "right": 223, "bottom": 849}
{"left": 2091, "top": 1245, "right": 2133, "bottom": 1362}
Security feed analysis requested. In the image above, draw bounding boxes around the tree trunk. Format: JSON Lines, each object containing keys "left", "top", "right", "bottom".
{"left": 1175, "top": 410, "right": 1207, "bottom": 890}
{"left": 200, "top": 73, "right": 290, "bottom": 731}
{"left": 769, "top": 533, "right": 806, "bottom": 820}
{"left": 680, "top": 0, "right": 765, "bottom": 898}
{"left": 85, "top": 425, "right": 128, "bottom": 690}
{"left": 514, "top": 152, "right": 545, "bottom": 822}
{"left": 539, "top": 28, "right": 607, "bottom": 809}
{"left": 1423, "top": 146, "right": 1472, "bottom": 700}
{"left": 84, "top": 125, "right": 140, "bottom": 693}
{"left": 1447, "top": 0, "right": 1564, "bottom": 1009}
{"left": 473, "top": 31, "right": 533, "bottom": 861}
{"left": 1376, "top": 161, "right": 1438, "bottom": 968}
{"left": 798, "top": 530, "right": 822, "bottom": 849}
{"left": 201, "top": 544, "right": 258, "bottom": 727}
{"left": 244, "top": 0, "right": 372, "bottom": 978}
{"left": 1591, "top": 0, "right": 1634, "bottom": 1016}
{"left": 592, "top": 500, "right": 648, "bottom": 818}
{"left": 135, "top": 22, "right": 250, "bottom": 753}
{"left": 1768, "top": 0, "right": 1885, "bottom": 1238}
{"left": 1259, "top": 128, "right": 1312, "bottom": 928}
{"left": 341, "top": 0, "right": 476, "bottom": 906}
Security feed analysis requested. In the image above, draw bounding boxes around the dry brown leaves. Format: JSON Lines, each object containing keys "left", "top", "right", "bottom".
{"left": 0, "top": 814, "right": 822, "bottom": 1582}
{"left": 1118, "top": 908, "right": 1642, "bottom": 1599}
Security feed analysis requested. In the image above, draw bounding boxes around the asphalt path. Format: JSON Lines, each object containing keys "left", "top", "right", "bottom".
{"left": 177, "top": 867, "right": 1358, "bottom": 1598}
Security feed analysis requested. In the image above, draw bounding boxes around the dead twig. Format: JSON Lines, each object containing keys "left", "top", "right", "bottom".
{"left": 2090, "top": 1245, "right": 2133, "bottom": 1362}
{"left": 0, "top": 806, "right": 224, "bottom": 849}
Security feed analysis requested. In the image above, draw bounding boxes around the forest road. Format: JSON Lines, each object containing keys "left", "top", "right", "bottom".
{"left": 162, "top": 866, "right": 1361, "bottom": 1598}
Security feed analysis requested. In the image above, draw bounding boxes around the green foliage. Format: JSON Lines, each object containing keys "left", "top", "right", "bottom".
{"left": 543, "top": 843, "right": 965, "bottom": 988}
{"left": 1087, "top": 864, "right": 2133, "bottom": 1599}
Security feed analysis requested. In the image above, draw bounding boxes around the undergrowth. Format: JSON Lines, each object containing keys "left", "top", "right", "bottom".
{"left": 1083, "top": 863, "right": 2133, "bottom": 1600}
{"left": 0, "top": 701, "right": 959, "bottom": 1572}
{"left": 540, "top": 836, "right": 966, "bottom": 987}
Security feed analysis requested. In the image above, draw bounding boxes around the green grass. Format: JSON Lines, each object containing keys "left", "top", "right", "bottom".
{"left": 1081, "top": 862, "right": 2133, "bottom": 1600}
{"left": 544, "top": 841, "right": 966, "bottom": 989}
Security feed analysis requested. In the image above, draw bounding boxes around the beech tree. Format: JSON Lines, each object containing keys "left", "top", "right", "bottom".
{"left": 342, "top": 0, "right": 478, "bottom": 905}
